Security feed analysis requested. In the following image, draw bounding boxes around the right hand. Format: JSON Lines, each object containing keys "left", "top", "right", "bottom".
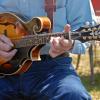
{"left": 0, "top": 35, "right": 17, "bottom": 65}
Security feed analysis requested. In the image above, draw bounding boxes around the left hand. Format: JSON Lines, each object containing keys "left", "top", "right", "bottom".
{"left": 49, "top": 24, "right": 74, "bottom": 58}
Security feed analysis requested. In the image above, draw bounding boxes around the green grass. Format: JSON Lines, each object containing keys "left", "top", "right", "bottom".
{"left": 71, "top": 44, "right": 100, "bottom": 100}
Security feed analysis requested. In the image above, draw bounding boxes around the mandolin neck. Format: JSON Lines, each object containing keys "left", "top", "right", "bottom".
{"left": 13, "top": 30, "right": 100, "bottom": 48}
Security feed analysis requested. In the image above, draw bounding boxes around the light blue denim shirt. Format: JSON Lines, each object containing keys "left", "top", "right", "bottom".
{"left": 0, "top": 0, "right": 96, "bottom": 54}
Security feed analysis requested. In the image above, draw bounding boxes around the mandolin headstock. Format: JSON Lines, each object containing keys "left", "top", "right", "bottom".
{"left": 72, "top": 24, "right": 100, "bottom": 42}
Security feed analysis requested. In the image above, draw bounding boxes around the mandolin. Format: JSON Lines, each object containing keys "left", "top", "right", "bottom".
{"left": 0, "top": 12, "right": 100, "bottom": 76}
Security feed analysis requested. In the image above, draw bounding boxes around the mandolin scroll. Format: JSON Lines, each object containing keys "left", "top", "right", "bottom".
{"left": 32, "top": 17, "right": 51, "bottom": 33}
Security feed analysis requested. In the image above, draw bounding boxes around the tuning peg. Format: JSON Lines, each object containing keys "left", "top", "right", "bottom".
{"left": 76, "top": 22, "right": 90, "bottom": 32}
{"left": 92, "top": 27, "right": 97, "bottom": 32}
{"left": 85, "top": 21, "right": 90, "bottom": 26}
{"left": 91, "top": 21, "right": 95, "bottom": 26}
{"left": 92, "top": 24, "right": 100, "bottom": 32}
{"left": 84, "top": 21, "right": 93, "bottom": 32}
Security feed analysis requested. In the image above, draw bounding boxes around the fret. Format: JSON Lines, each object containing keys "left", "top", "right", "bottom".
{"left": 13, "top": 28, "right": 100, "bottom": 48}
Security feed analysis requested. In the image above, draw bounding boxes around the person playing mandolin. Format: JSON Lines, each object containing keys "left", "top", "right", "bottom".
{"left": 0, "top": 0, "right": 96, "bottom": 100}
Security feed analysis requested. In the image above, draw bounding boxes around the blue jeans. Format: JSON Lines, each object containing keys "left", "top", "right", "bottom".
{"left": 0, "top": 56, "right": 91, "bottom": 100}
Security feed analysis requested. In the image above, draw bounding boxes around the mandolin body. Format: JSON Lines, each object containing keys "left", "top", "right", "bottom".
{"left": 0, "top": 12, "right": 51, "bottom": 75}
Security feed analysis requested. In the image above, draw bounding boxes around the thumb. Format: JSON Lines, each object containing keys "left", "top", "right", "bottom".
{"left": 64, "top": 24, "right": 71, "bottom": 32}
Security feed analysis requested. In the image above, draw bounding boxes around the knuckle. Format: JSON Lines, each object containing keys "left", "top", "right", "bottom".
{"left": 3, "top": 46, "right": 11, "bottom": 52}
{"left": 5, "top": 45, "right": 12, "bottom": 51}
{"left": 0, "top": 42, "right": 12, "bottom": 51}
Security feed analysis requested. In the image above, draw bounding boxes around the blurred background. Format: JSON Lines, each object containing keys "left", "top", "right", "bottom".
{"left": 71, "top": 0, "right": 100, "bottom": 99}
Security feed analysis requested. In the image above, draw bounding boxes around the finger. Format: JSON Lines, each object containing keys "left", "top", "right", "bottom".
{"left": 0, "top": 41, "right": 13, "bottom": 51}
{"left": 64, "top": 24, "right": 71, "bottom": 32}
{"left": 50, "top": 37, "right": 54, "bottom": 43}
{"left": 50, "top": 40, "right": 58, "bottom": 52}
{"left": 49, "top": 41, "right": 59, "bottom": 54}
{"left": 60, "top": 37, "right": 69, "bottom": 46}
{"left": 52, "top": 37, "right": 61, "bottom": 48}
{"left": 0, "top": 35, "right": 13, "bottom": 47}
{"left": 0, "top": 49, "right": 17, "bottom": 61}
{"left": 60, "top": 37, "right": 73, "bottom": 50}
{"left": 50, "top": 37, "right": 59, "bottom": 49}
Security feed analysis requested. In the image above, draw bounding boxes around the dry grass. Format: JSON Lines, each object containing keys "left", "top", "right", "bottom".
{"left": 71, "top": 43, "right": 100, "bottom": 100}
